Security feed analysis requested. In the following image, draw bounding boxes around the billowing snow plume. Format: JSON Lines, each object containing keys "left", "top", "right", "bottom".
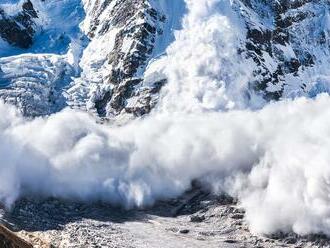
{"left": 150, "top": 0, "right": 257, "bottom": 113}
{"left": 2, "top": 0, "right": 330, "bottom": 238}
{"left": 3, "top": 95, "right": 330, "bottom": 236}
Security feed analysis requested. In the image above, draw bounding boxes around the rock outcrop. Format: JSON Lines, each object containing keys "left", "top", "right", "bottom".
{"left": 66, "top": 0, "right": 170, "bottom": 118}
{"left": 0, "top": 225, "right": 33, "bottom": 248}
{"left": 0, "top": 0, "right": 37, "bottom": 49}
{"left": 89, "top": 0, "right": 166, "bottom": 117}
{"left": 239, "top": 0, "right": 330, "bottom": 100}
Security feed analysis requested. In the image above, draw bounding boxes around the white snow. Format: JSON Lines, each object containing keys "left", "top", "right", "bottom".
{"left": 149, "top": 0, "right": 186, "bottom": 58}
{"left": 0, "top": 0, "right": 88, "bottom": 114}
{"left": 3, "top": 94, "right": 330, "bottom": 237}
{"left": 2, "top": 0, "right": 330, "bottom": 239}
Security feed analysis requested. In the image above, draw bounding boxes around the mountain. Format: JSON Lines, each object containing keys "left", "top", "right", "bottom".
{"left": 0, "top": 0, "right": 329, "bottom": 118}
{"left": 240, "top": 0, "right": 330, "bottom": 101}
{"left": 0, "top": 0, "right": 37, "bottom": 49}
{"left": 0, "top": 0, "right": 183, "bottom": 119}
{"left": 67, "top": 0, "right": 184, "bottom": 118}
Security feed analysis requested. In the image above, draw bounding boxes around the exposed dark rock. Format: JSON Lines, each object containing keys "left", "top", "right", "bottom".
{"left": 0, "top": 225, "right": 33, "bottom": 248}
{"left": 179, "top": 229, "right": 190, "bottom": 234}
{"left": 231, "top": 213, "right": 244, "bottom": 220}
{"left": 190, "top": 215, "right": 206, "bottom": 223}
{"left": 88, "top": 0, "right": 166, "bottom": 117}
{"left": 285, "top": 237, "right": 298, "bottom": 244}
{"left": 224, "top": 239, "right": 238, "bottom": 243}
{"left": 0, "top": 0, "right": 38, "bottom": 49}
{"left": 241, "top": 0, "right": 321, "bottom": 101}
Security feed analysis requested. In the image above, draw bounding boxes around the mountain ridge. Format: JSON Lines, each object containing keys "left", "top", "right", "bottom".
{"left": 1, "top": 0, "right": 329, "bottom": 119}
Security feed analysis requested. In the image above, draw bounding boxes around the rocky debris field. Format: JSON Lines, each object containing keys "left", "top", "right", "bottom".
{"left": 0, "top": 186, "right": 329, "bottom": 248}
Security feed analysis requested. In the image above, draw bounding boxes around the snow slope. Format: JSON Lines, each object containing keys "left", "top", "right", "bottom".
{"left": 0, "top": 0, "right": 87, "bottom": 115}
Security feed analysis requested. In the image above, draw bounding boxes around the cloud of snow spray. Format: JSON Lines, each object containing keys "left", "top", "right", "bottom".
{"left": 2, "top": 0, "right": 330, "bottom": 237}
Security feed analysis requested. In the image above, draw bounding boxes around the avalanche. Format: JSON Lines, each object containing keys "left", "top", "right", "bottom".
{"left": 1, "top": 0, "right": 330, "bottom": 238}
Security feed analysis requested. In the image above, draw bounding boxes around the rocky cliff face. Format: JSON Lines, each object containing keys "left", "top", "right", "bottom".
{"left": 0, "top": 0, "right": 37, "bottom": 49}
{"left": 239, "top": 0, "right": 330, "bottom": 101}
{"left": 0, "top": 0, "right": 329, "bottom": 118}
{"left": 69, "top": 0, "right": 169, "bottom": 118}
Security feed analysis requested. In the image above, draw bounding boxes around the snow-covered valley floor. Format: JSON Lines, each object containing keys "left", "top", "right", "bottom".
{"left": 1, "top": 188, "right": 329, "bottom": 248}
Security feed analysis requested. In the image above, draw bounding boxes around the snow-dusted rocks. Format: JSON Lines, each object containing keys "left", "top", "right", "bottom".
{"left": 239, "top": 0, "right": 330, "bottom": 101}
{"left": 67, "top": 0, "right": 178, "bottom": 118}
{"left": 0, "top": 0, "right": 181, "bottom": 119}
{"left": 87, "top": 0, "right": 166, "bottom": 116}
{"left": 0, "top": 0, "right": 37, "bottom": 49}
{"left": 0, "top": 0, "right": 330, "bottom": 118}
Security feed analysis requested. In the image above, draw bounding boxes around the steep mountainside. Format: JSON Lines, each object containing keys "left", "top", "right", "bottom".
{"left": 239, "top": 0, "right": 330, "bottom": 101}
{"left": 0, "top": 0, "right": 37, "bottom": 49}
{"left": 66, "top": 0, "right": 183, "bottom": 118}
{"left": 0, "top": 0, "right": 329, "bottom": 118}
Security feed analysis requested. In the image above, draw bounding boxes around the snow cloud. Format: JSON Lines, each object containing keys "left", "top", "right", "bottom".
{"left": 3, "top": 96, "right": 330, "bottom": 236}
